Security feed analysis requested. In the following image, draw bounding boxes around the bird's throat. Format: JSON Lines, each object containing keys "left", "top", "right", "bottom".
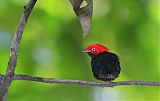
{"left": 87, "top": 52, "right": 96, "bottom": 58}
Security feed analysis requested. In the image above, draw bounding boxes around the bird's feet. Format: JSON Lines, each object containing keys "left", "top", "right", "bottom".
{"left": 107, "top": 81, "right": 114, "bottom": 89}
{"left": 99, "top": 80, "right": 114, "bottom": 88}
{"left": 99, "top": 82, "right": 106, "bottom": 88}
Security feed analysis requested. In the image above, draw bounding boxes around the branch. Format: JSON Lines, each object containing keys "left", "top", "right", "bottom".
{"left": 6, "top": 0, "right": 37, "bottom": 76}
{"left": 0, "top": 75, "right": 12, "bottom": 101}
{"left": 13, "top": 74, "right": 160, "bottom": 87}
{"left": 0, "top": 1, "right": 37, "bottom": 101}
{"left": 0, "top": 75, "right": 6, "bottom": 101}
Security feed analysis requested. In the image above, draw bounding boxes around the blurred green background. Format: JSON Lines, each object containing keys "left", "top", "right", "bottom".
{"left": 0, "top": 0, "right": 159, "bottom": 101}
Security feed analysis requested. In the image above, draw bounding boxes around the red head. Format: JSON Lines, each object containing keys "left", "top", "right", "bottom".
{"left": 82, "top": 44, "right": 109, "bottom": 55}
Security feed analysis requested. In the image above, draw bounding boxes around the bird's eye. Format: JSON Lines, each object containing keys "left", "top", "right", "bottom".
{"left": 92, "top": 48, "right": 96, "bottom": 51}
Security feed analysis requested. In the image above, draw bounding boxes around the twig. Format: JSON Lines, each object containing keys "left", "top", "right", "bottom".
{"left": 6, "top": 0, "right": 37, "bottom": 76}
{"left": 13, "top": 74, "right": 160, "bottom": 87}
{"left": 0, "top": 0, "right": 37, "bottom": 101}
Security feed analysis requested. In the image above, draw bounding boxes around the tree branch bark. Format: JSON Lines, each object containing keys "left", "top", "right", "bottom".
{"left": 0, "top": 75, "right": 7, "bottom": 101}
{"left": 6, "top": 0, "right": 37, "bottom": 77}
{"left": 13, "top": 74, "right": 160, "bottom": 87}
{"left": 0, "top": 0, "right": 37, "bottom": 101}
{"left": 0, "top": 75, "right": 12, "bottom": 101}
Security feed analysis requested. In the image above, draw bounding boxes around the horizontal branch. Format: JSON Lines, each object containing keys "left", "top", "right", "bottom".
{"left": 13, "top": 74, "right": 160, "bottom": 87}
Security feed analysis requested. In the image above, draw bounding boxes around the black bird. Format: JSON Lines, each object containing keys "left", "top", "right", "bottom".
{"left": 82, "top": 44, "right": 121, "bottom": 82}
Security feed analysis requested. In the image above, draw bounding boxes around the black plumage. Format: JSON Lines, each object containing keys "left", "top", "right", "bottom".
{"left": 88, "top": 52, "right": 121, "bottom": 82}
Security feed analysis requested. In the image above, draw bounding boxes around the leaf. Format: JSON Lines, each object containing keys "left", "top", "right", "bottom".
{"left": 69, "top": 0, "right": 93, "bottom": 38}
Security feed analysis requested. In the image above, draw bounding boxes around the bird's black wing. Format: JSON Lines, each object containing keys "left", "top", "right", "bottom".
{"left": 91, "top": 52, "right": 121, "bottom": 81}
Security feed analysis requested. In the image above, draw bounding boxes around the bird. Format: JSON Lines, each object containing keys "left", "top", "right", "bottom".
{"left": 82, "top": 44, "right": 121, "bottom": 82}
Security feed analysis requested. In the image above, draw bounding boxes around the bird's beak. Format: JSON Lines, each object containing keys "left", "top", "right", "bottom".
{"left": 82, "top": 49, "right": 90, "bottom": 53}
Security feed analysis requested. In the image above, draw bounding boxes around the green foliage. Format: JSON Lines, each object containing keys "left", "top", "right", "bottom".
{"left": 0, "top": 0, "right": 159, "bottom": 101}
